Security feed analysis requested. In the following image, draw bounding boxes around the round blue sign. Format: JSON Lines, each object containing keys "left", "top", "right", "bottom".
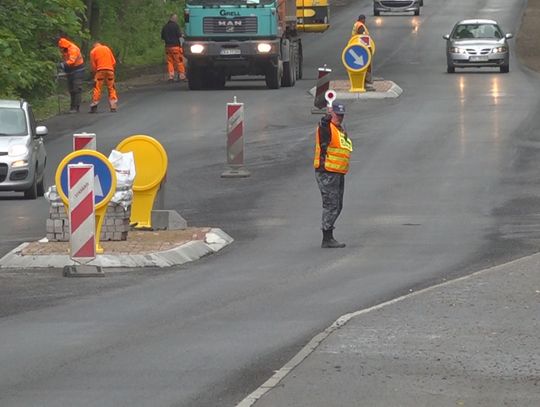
{"left": 343, "top": 44, "right": 371, "bottom": 71}
{"left": 59, "top": 153, "right": 114, "bottom": 206}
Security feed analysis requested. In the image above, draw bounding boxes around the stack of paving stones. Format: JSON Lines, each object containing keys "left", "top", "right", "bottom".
{"left": 45, "top": 186, "right": 131, "bottom": 242}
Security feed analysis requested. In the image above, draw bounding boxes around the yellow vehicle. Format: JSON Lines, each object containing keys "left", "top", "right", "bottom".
{"left": 297, "top": 0, "right": 330, "bottom": 33}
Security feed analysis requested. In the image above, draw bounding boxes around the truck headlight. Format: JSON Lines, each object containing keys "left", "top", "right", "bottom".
{"left": 257, "top": 43, "right": 272, "bottom": 53}
{"left": 8, "top": 144, "right": 29, "bottom": 157}
{"left": 190, "top": 44, "right": 205, "bottom": 54}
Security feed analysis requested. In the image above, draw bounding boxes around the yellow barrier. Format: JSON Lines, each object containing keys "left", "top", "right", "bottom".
{"left": 116, "top": 135, "right": 168, "bottom": 229}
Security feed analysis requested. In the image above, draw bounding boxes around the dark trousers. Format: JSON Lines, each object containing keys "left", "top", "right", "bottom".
{"left": 316, "top": 171, "right": 345, "bottom": 231}
{"left": 67, "top": 69, "right": 84, "bottom": 110}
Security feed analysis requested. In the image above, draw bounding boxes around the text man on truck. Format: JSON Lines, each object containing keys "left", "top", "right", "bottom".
{"left": 183, "top": 0, "right": 329, "bottom": 90}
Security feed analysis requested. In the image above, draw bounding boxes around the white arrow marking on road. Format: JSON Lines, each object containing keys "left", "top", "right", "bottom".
{"left": 348, "top": 49, "right": 365, "bottom": 66}
{"left": 94, "top": 175, "right": 104, "bottom": 197}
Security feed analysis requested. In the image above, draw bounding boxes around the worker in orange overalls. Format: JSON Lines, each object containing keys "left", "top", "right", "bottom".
{"left": 89, "top": 42, "right": 118, "bottom": 113}
{"left": 161, "top": 14, "right": 186, "bottom": 81}
{"left": 57, "top": 36, "right": 85, "bottom": 113}
{"left": 351, "top": 14, "right": 369, "bottom": 36}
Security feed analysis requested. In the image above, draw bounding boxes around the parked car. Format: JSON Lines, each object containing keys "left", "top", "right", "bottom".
{"left": 443, "top": 19, "right": 513, "bottom": 73}
{"left": 0, "top": 99, "right": 47, "bottom": 199}
{"left": 373, "top": 0, "right": 421, "bottom": 16}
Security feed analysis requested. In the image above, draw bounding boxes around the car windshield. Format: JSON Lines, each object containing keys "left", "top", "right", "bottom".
{"left": 187, "top": 0, "right": 275, "bottom": 5}
{"left": 452, "top": 24, "right": 503, "bottom": 40}
{"left": 0, "top": 107, "right": 27, "bottom": 136}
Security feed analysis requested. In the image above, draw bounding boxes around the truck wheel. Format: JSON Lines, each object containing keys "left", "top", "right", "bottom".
{"left": 188, "top": 66, "right": 204, "bottom": 90}
{"left": 374, "top": 8, "right": 380, "bottom": 16}
{"left": 266, "top": 64, "right": 281, "bottom": 89}
{"left": 212, "top": 72, "right": 227, "bottom": 89}
{"left": 297, "top": 42, "right": 303, "bottom": 80}
{"left": 282, "top": 47, "right": 296, "bottom": 87}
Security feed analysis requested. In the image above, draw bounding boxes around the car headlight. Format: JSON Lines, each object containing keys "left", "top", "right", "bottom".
{"left": 190, "top": 44, "right": 205, "bottom": 54}
{"left": 492, "top": 47, "right": 507, "bottom": 53}
{"left": 449, "top": 47, "right": 467, "bottom": 54}
{"left": 11, "top": 160, "right": 28, "bottom": 168}
{"left": 8, "top": 144, "right": 29, "bottom": 157}
{"left": 257, "top": 43, "right": 272, "bottom": 53}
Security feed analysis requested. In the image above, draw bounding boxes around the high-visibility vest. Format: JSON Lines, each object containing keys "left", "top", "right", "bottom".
{"left": 90, "top": 43, "right": 116, "bottom": 72}
{"left": 352, "top": 21, "right": 369, "bottom": 36}
{"left": 314, "top": 122, "right": 353, "bottom": 174}
{"left": 58, "top": 38, "right": 84, "bottom": 68}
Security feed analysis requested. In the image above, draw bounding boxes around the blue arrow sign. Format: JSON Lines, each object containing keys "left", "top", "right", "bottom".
{"left": 343, "top": 44, "right": 370, "bottom": 71}
{"left": 59, "top": 153, "right": 114, "bottom": 206}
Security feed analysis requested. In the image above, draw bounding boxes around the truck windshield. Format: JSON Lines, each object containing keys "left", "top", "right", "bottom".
{"left": 187, "top": 0, "right": 275, "bottom": 5}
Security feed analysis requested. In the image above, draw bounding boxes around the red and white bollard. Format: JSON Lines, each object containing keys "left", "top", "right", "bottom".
{"left": 221, "top": 96, "right": 250, "bottom": 178}
{"left": 312, "top": 65, "right": 332, "bottom": 113}
{"left": 73, "top": 132, "right": 97, "bottom": 151}
{"left": 68, "top": 163, "right": 96, "bottom": 263}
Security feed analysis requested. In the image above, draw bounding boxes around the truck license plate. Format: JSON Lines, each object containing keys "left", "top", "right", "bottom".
{"left": 221, "top": 49, "right": 241, "bottom": 55}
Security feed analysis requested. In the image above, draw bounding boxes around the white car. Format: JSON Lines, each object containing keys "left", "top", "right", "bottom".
{"left": 444, "top": 19, "right": 513, "bottom": 73}
{"left": 0, "top": 99, "right": 47, "bottom": 199}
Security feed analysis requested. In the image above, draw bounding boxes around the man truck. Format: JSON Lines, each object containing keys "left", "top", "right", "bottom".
{"left": 183, "top": 0, "right": 329, "bottom": 90}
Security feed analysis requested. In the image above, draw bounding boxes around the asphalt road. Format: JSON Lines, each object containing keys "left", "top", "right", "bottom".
{"left": 1, "top": 0, "right": 540, "bottom": 406}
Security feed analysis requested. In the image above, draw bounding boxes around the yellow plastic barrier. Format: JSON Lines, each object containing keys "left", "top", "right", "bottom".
{"left": 116, "top": 135, "right": 168, "bottom": 229}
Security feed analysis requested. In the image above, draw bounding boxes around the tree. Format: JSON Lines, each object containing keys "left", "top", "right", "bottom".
{"left": 0, "top": 0, "right": 86, "bottom": 99}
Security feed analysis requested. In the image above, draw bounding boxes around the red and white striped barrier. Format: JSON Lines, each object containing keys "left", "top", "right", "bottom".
{"left": 73, "top": 132, "right": 96, "bottom": 151}
{"left": 221, "top": 96, "right": 250, "bottom": 178}
{"left": 312, "top": 65, "right": 332, "bottom": 112}
{"left": 68, "top": 163, "right": 96, "bottom": 263}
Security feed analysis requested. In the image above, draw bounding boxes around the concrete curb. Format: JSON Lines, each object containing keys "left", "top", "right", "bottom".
{"left": 0, "top": 228, "right": 233, "bottom": 270}
{"left": 308, "top": 80, "right": 403, "bottom": 100}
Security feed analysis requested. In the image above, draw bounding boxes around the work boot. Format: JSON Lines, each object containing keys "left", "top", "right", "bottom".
{"left": 89, "top": 105, "right": 98, "bottom": 114}
{"left": 321, "top": 229, "right": 346, "bottom": 248}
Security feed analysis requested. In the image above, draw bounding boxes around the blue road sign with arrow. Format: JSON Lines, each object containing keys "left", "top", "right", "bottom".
{"left": 343, "top": 44, "right": 371, "bottom": 72}
{"left": 58, "top": 153, "right": 114, "bottom": 207}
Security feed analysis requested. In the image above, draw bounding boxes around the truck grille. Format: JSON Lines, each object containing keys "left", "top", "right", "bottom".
{"left": 203, "top": 17, "right": 258, "bottom": 34}
{"left": 380, "top": 1, "right": 415, "bottom": 7}
{"left": 0, "top": 163, "right": 8, "bottom": 182}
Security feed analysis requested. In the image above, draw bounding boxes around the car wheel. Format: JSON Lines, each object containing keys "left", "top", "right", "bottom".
{"left": 37, "top": 173, "right": 45, "bottom": 197}
{"left": 447, "top": 65, "right": 455, "bottom": 73}
{"left": 24, "top": 173, "right": 38, "bottom": 200}
{"left": 500, "top": 64, "right": 509, "bottom": 73}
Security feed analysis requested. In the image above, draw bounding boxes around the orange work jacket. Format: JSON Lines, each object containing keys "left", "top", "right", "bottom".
{"left": 90, "top": 43, "right": 116, "bottom": 72}
{"left": 58, "top": 38, "right": 84, "bottom": 69}
{"left": 352, "top": 21, "right": 369, "bottom": 36}
{"left": 314, "top": 122, "right": 353, "bottom": 174}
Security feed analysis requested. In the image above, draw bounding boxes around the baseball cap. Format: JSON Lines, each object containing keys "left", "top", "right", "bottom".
{"left": 332, "top": 102, "right": 346, "bottom": 115}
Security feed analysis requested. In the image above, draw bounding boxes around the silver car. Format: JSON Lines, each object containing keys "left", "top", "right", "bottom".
{"left": 0, "top": 100, "right": 47, "bottom": 199}
{"left": 444, "top": 19, "right": 513, "bottom": 73}
{"left": 373, "top": 0, "right": 421, "bottom": 16}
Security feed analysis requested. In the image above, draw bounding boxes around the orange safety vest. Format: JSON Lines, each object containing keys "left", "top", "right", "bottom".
{"left": 58, "top": 38, "right": 84, "bottom": 68}
{"left": 314, "top": 122, "right": 353, "bottom": 174}
{"left": 352, "top": 21, "right": 369, "bottom": 36}
{"left": 90, "top": 43, "right": 116, "bottom": 72}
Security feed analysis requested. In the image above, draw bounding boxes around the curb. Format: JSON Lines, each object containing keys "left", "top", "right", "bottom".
{"left": 308, "top": 80, "right": 402, "bottom": 100}
{"left": 0, "top": 228, "right": 233, "bottom": 270}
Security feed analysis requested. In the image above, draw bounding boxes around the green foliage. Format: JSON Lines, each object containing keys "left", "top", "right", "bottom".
{"left": 0, "top": 0, "right": 86, "bottom": 100}
{"left": 1, "top": 0, "right": 185, "bottom": 106}
{"left": 95, "top": 0, "right": 184, "bottom": 65}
